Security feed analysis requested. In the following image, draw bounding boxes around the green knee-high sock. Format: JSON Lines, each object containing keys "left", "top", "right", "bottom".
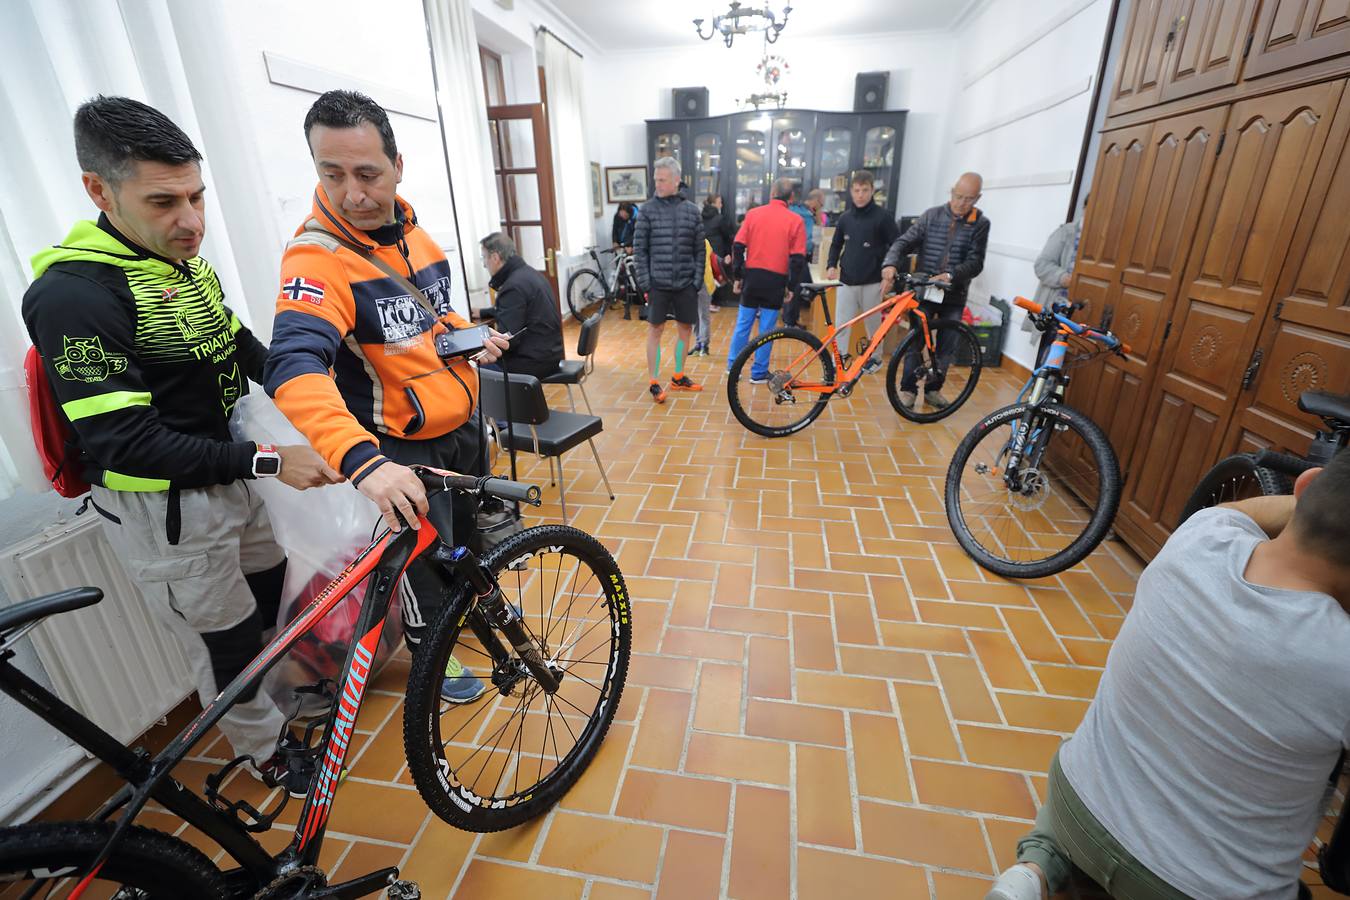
{"left": 651, "top": 346, "right": 661, "bottom": 381}
{"left": 674, "top": 339, "right": 686, "bottom": 376}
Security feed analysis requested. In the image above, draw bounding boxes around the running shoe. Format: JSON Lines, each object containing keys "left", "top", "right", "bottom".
{"left": 669, "top": 375, "right": 703, "bottom": 392}
{"left": 441, "top": 655, "right": 487, "bottom": 703}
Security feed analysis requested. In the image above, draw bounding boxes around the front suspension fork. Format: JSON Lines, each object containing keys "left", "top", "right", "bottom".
{"left": 434, "top": 545, "right": 561, "bottom": 694}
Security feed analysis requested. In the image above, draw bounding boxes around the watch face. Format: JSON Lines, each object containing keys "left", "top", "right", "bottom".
{"left": 255, "top": 456, "right": 282, "bottom": 476}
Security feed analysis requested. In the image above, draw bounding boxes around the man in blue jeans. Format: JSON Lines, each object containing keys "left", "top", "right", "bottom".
{"left": 726, "top": 178, "right": 807, "bottom": 382}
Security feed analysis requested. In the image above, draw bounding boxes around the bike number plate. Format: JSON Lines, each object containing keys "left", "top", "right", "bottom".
{"left": 924, "top": 285, "right": 944, "bottom": 303}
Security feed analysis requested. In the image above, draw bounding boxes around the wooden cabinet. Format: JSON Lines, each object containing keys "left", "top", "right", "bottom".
{"left": 1245, "top": 0, "right": 1350, "bottom": 80}
{"left": 1159, "top": 0, "right": 1260, "bottom": 102}
{"left": 646, "top": 109, "right": 907, "bottom": 220}
{"left": 1221, "top": 82, "right": 1350, "bottom": 458}
{"left": 1108, "top": 0, "right": 1180, "bottom": 115}
{"left": 1119, "top": 79, "right": 1347, "bottom": 555}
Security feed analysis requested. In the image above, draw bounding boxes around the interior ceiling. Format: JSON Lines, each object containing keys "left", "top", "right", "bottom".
{"left": 547, "top": 0, "right": 974, "bottom": 51}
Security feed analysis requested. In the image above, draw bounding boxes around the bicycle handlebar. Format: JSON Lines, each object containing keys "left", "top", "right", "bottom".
{"left": 411, "top": 465, "right": 542, "bottom": 507}
{"left": 1014, "top": 295, "right": 1130, "bottom": 356}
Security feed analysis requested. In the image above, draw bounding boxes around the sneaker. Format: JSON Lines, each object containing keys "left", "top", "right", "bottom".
{"left": 749, "top": 375, "right": 769, "bottom": 385}
{"left": 689, "top": 345, "right": 706, "bottom": 357}
{"left": 924, "top": 390, "right": 951, "bottom": 409}
{"left": 861, "top": 356, "right": 883, "bottom": 375}
{"left": 648, "top": 382, "right": 667, "bottom": 403}
{"left": 985, "top": 863, "right": 1045, "bottom": 900}
{"left": 709, "top": 304, "right": 720, "bottom": 312}
{"left": 441, "top": 655, "right": 487, "bottom": 704}
{"left": 898, "top": 391, "right": 917, "bottom": 409}
{"left": 252, "top": 734, "right": 346, "bottom": 799}
{"left": 669, "top": 375, "right": 703, "bottom": 392}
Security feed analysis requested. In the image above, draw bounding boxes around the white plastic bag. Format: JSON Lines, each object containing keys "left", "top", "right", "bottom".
{"left": 230, "top": 392, "right": 403, "bottom": 711}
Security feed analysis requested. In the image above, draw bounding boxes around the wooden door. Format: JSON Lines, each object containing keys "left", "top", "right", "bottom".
{"left": 487, "top": 103, "right": 561, "bottom": 295}
{"left": 1157, "top": 0, "right": 1259, "bottom": 102}
{"left": 1107, "top": 0, "right": 1181, "bottom": 116}
{"left": 1121, "top": 79, "right": 1346, "bottom": 554}
{"left": 1244, "top": 0, "right": 1350, "bottom": 80}
{"left": 1223, "top": 82, "right": 1350, "bottom": 456}
{"left": 1069, "top": 106, "right": 1229, "bottom": 479}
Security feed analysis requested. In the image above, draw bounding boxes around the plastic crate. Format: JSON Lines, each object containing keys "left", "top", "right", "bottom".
{"left": 955, "top": 296, "right": 1008, "bottom": 367}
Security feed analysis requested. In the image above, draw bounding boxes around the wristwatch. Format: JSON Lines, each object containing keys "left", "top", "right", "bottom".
{"left": 252, "top": 443, "right": 282, "bottom": 478}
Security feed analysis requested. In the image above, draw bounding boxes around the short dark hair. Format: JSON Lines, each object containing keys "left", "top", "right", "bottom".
{"left": 303, "top": 90, "right": 398, "bottom": 163}
{"left": 480, "top": 232, "right": 517, "bottom": 260}
{"left": 73, "top": 96, "right": 202, "bottom": 187}
{"left": 1290, "top": 450, "right": 1350, "bottom": 565}
{"left": 850, "top": 170, "right": 875, "bottom": 188}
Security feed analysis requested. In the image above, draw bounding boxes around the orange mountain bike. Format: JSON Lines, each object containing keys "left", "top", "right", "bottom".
{"left": 726, "top": 273, "right": 983, "bottom": 437}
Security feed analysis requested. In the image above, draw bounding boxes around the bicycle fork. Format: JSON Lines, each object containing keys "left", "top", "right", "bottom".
{"left": 433, "top": 545, "right": 561, "bottom": 695}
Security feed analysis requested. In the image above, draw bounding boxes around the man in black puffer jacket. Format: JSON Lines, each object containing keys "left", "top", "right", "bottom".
{"left": 634, "top": 157, "right": 705, "bottom": 403}
{"left": 881, "top": 171, "right": 990, "bottom": 410}
{"left": 480, "top": 232, "right": 564, "bottom": 381}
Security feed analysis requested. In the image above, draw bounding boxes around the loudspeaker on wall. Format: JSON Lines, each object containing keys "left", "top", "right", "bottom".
{"left": 672, "top": 87, "right": 709, "bottom": 119}
{"left": 854, "top": 72, "right": 889, "bottom": 112}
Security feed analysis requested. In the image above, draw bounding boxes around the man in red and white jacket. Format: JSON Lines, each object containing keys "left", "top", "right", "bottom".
{"left": 724, "top": 178, "right": 807, "bottom": 382}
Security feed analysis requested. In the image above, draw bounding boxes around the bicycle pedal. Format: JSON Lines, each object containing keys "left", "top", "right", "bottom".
{"left": 388, "top": 880, "right": 422, "bottom": 899}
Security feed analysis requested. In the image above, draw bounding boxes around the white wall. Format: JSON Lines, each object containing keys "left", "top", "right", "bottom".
{"left": 583, "top": 30, "right": 959, "bottom": 247}
{"left": 941, "top": 0, "right": 1112, "bottom": 370}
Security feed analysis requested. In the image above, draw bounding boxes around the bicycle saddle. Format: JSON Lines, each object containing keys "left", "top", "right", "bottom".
{"left": 800, "top": 281, "right": 841, "bottom": 292}
{"left": 1299, "top": 391, "right": 1350, "bottom": 425}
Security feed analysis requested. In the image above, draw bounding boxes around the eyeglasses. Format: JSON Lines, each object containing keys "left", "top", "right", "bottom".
{"left": 951, "top": 191, "right": 980, "bottom": 203}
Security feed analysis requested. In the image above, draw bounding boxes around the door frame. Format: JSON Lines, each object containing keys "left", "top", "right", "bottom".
{"left": 487, "top": 102, "right": 561, "bottom": 296}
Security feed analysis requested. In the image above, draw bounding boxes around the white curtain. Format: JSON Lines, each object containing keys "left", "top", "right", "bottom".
{"left": 538, "top": 30, "right": 592, "bottom": 263}
{"left": 424, "top": 0, "right": 501, "bottom": 299}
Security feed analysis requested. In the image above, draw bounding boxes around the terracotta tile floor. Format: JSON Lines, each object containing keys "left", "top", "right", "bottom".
{"left": 53, "top": 310, "right": 1169, "bottom": 897}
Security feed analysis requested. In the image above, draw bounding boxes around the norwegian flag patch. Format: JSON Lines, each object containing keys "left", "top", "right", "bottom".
{"left": 282, "top": 276, "right": 325, "bottom": 305}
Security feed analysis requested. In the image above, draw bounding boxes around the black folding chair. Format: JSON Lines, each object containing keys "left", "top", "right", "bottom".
{"left": 541, "top": 311, "right": 602, "bottom": 414}
{"left": 479, "top": 368, "right": 614, "bottom": 523}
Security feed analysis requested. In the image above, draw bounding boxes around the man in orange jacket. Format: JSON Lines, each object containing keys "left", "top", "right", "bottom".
{"left": 265, "top": 91, "right": 508, "bottom": 702}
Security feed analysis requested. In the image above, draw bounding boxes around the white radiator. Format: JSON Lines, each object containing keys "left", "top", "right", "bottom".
{"left": 0, "top": 512, "right": 194, "bottom": 745}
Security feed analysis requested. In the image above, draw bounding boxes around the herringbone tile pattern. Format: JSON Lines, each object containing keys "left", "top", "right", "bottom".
{"left": 44, "top": 310, "right": 1156, "bottom": 898}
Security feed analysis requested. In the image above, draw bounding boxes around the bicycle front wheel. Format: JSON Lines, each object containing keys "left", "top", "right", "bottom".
{"left": 945, "top": 403, "right": 1121, "bottom": 578}
{"left": 0, "top": 822, "right": 228, "bottom": 899}
{"left": 727, "top": 327, "right": 836, "bottom": 438}
{"left": 403, "top": 525, "right": 631, "bottom": 833}
{"left": 1178, "top": 453, "right": 1293, "bottom": 525}
{"left": 887, "top": 319, "right": 982, "bottom": 423}
{"left": 566, "top": 268, "right": 608, "bottom": 320}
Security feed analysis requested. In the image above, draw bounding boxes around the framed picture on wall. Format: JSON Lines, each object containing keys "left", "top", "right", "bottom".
{"left": 605, "top": 165, "right": 648, "bottom": 204}
{"left": 590, "top": 161, "right": 603, "bottom": 218}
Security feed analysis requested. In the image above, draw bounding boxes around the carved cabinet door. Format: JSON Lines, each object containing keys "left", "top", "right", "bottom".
{"left": 1158, "top": 0, "right": 1260, "bottom": 103}
{"left": 1069, "top": 106, "right": 1229, "bottom": 484}
{"left": 1108, "top": 0, "right": 1183, "bottom": 116}
{"left": 1120, "top": 79, "right": 1347, "bottom": 555}
{"left": 1244, "top": 0, "right": 1350, "bottom": 80}
{"left": 1223, "top": 82, "right": 1350, "bottom": 457}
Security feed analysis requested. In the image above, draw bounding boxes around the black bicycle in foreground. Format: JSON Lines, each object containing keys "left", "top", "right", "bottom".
{"left": 0, "top": 467, "right": 632, "bottom": 898}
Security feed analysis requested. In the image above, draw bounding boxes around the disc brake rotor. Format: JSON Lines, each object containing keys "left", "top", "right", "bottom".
{"left": 1006, "top": 469, "right": 1050, "bottom": 512}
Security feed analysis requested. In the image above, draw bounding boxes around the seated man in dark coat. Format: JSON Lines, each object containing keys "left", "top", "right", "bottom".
{"left": 480, "top": 232, "right": 564, "bottom": 381}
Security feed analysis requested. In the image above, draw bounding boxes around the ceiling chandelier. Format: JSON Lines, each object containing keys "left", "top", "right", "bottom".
{"left": 693, "top": 2, "right": 792, "bottom": 48}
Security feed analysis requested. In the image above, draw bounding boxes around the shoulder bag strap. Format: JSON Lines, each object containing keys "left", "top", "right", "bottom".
{"left": 295, "top": 219, "right": 445, "bottom": 323}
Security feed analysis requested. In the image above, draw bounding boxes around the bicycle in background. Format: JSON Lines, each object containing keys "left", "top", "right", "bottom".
{"left": 0, "top": 467, "right": 632, "bottom": 898}
{"left": 725, "top": 273, "right": 984, "bottom": 437}
{"left": 945, "top": 296, "right": 1129, "bottom": 578}
{"left": 565, "top": 246, "right": 643, "bottom": 321}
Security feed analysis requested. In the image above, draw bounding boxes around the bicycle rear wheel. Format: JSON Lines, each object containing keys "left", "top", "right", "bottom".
{"left": 886, "top": 319, "right": 982, "bottom": 423}
{"left": 403, "top": 525, "right": 631, "bottom": 833}
{"left": 1178, "top": 453, "right": 1293, "bottom": 525}
{"left": 0, "top": 822, "right": 228, "bottom": 899}
{"left": 946, "top": 402, "right": 1121, "bottom": 578}
{"left": 727, "top": 327, "right": 836, "bottom": 438}
{"left": 566, "top": 268, "right": 608, "bottom": 320}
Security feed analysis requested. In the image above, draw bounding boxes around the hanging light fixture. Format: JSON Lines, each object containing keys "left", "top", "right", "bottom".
{"left": 693, "top": 2, "right": 792, "bottom": 48}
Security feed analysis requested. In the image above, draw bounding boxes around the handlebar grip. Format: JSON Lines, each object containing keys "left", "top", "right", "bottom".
{"left": 483, "top": 477, "right": 543, "bottom": 507}
{"left": 1252, "top": 450, "right": 1317, "bottom": 478}
{"left": 1014, "top": 296, "right": 1042, "bottom": 314}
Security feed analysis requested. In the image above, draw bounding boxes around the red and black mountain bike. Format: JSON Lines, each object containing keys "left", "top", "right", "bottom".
{"left": 0, "top": 467, "right": 632, "bottom": 898}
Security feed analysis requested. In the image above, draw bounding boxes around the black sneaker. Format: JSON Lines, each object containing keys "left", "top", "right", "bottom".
{"left": 861, "top": 356, "right": 883, "bottom": 375}
{"left": 252, "top": 734, "right": 346, "bottom": 799}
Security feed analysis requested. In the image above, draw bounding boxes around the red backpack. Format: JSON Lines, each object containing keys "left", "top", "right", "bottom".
{"left": 25, "top": 346, "right": 91, "bottom": 498}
